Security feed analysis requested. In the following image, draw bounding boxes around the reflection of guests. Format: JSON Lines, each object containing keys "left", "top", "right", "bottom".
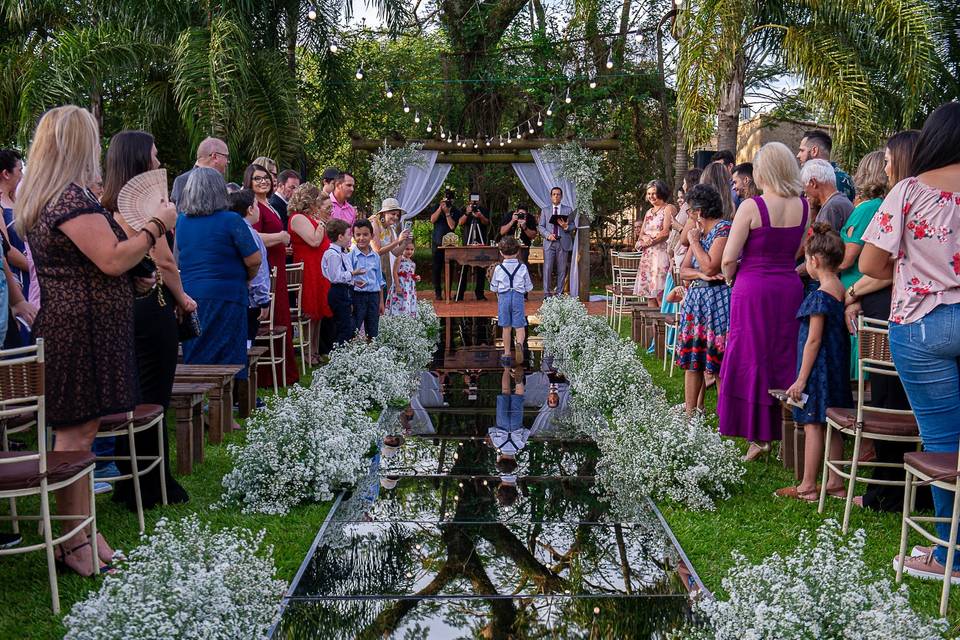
{"left": 539, "top": 187, "right": 575, "bottom": 297}
{"left": 429, "top": 194, "right": 459, "bottom": 299}
{"left": 456, "top": 198, "right": 490, "bottom": 301}
{"left": 633, "top": 180, "right": 676, "bottom": 307}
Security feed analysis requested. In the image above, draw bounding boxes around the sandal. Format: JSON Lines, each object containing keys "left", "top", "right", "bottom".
{"left": 774, "top": 486, "right": 819, "bottom": 502}
{"left": 55, "top": 540, "right": 114, "bottom": 577}
{"left": 93, "top": 532, "right": 123, "bottom": 564}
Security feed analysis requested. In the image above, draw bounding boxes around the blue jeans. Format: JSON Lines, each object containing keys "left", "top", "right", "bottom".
{"left": 889, "top": 302, "right": 960, "bottom": 568}
{"left": 352, "top": 290, "right": 381, "bottom": 339}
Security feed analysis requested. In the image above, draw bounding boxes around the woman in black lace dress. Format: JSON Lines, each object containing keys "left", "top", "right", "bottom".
{"left": 101, "top": 130, "right": 193, "bottom": 509}
{"left": 17, "top": 106, "right": 177, "bottom": 576}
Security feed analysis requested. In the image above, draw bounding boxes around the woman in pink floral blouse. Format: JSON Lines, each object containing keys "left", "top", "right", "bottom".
{"left": 860, "top": 102, "right": 960, "bottom": 584}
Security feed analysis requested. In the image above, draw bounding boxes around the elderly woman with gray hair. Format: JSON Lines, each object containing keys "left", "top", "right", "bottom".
{"left": 176, "top": 167, "right": 262, "bottom": 385}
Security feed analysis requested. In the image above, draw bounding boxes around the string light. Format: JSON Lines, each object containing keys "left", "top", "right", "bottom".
{"left": 384, "top": 81, "right": 393, "bottom": 98}
{"left": 605, "top": 48, "right": 614, "bottom": 69}
{"left": 402, "top": 97, "right": 410, "bottom": 113}
{"left": 308, "top": 8, "right": 317, "bottom": 20}
{"left": 589, "top": 76, "right": 597, "bottom": 89}
{"left": 507, "top": 130, "right": 512, "bottom": 144}
{"left": 414, "top": 111, "right": 420, "bottom": 123}
{"left": 546, "top": 101, "right": 554, "bottom": 116}
{"left": 536, "top": 112, "right": 543, "bottom": 126}
{"left": 498, "top": 135, "right": 504, "bottom": 147}
{"left": 355, "top": 63, "right": 364, "bottom": 80}
{"left": 528, "top": 122, "right": 534, "bottom": 134}
{"left": 564, "top": 87, "right": 571, "bottom": 104}
{"left": 426, "top": 119, "right": 433, "bottom": 133}
{"left": 329, "top": 43, "right": 338, "bottom": 54}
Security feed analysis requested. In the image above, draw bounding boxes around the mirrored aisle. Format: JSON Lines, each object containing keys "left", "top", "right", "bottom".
{"left": 272, "top": 314, "right": 701, "bottom": 639}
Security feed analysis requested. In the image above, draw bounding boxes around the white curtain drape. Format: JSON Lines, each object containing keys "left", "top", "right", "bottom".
{"left": 396, "top": 150, "right": 452, "bottom": 222}
{"left": 512, "top": 150, "right": 582, "bottom": 297}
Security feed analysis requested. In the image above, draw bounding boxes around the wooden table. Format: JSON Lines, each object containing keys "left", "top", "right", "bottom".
{"left": 169, "top": 382, "right": 215, "bottom": 475}
{"left": 439, "top": 245, "right": 502, "bottom": 303}
{"left": 174, "top": 364, "right": 243, "bottom": 444}
{"left": 238, "top": 347, "right": 268, "bottom": 418}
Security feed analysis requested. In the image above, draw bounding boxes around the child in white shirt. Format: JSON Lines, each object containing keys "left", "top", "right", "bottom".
{"left": 490, "top": 236, "right": 534, "bottom": 366}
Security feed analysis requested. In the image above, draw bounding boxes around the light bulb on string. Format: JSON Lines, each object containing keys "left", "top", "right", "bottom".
{"left": 414, "top": 111, "right": 420, "bottom": 123}
{"left": 485, "top": 138, "right": 491, "bottom": 147}
{"left": 507, "top": 131, "right": 512, "bottom": 144}
{"left": 308, "top": 8, "right": 317, "bottom": 20}
{"left": 426, "top": 119, "right": 433, "bottom": 133}
{"left": 634, "top": 29, "right": 643, "bottom": 41}
{"left": 384, "top": 81, "right": 393, "bottom": 99}
{"left": 589, "top": 76, "right": 597, "bottom": 89}
{"left": 498, "top": 135, "right": 504, "bottom": 147}
{"left": 564, "top": 87, "right": 571, "bottom": 104}
{"left": 536, "top": 112, "right": 543, "bottom": 126}
{"left": 402, "top": 97, "right": 410, "bottom": 113}
{"left": 328, "top": 43, "right": 338, "bottom": 53}
{"left": 606, "top": 48, "right": 614, "bottom": 69}
{"left": 528, "top": 121, "right": 535, "bottom": 134}
{"left": 546, "top": 101, "right": 554, "bottom": 116}
{"left": 355, "top": 63, "right": 364, "bottom": 80}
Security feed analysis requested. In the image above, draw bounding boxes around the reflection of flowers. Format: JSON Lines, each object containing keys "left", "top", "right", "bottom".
{"left": 679, "top": 521, "right": 947, "bottom": 639}
{"left": 64, "top": 516, "right": 284, "bottom": 640}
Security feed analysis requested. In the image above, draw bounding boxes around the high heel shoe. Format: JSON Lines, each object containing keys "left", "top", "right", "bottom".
{"left": 742, "top": 441, "right": 771, "bottom": 462}
{"left": 54, "top": 540, "right": 115, "bottom": 577}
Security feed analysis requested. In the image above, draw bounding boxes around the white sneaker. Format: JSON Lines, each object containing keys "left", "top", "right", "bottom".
{"left": 94, "top": 481, "right": 113, "bottom": 495}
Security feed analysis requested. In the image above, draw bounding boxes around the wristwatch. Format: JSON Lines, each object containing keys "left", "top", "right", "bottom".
{"left": 847, "top": 284, "right": 858, "bottom": 300}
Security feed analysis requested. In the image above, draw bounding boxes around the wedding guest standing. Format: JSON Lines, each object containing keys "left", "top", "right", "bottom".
{"left": 371, "top": 198, "right": 411, "bottom": 296}
{"left": 269, "top": 169, "right": 300, "bottom": 229}
{"left": 18, "top": 105, "right": 176, "bottom": 574}
{"left": 244, "top": 163, "right": 299, "bottom": 386}
{"left": 101, "top": 130, "right": 193, "bottom": 509}
{"left": 633, "top": 180, "right": 675, "bottom": 308}
{"left": 539, "top": 187, "right": 575, "bottom": 297}
{"left": 720, "top": 142, "right": 810, "bottom": 461}
{"left": 289, "top": 183, "right": 333, "bottom": 364}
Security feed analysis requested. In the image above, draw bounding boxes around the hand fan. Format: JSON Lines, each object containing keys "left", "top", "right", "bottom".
{"left": 116, "top": 169, "right": 169, "bottom": 231}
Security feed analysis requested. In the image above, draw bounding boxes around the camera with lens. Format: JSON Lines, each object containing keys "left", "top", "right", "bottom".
{"left": 514, "top": 208, "right": 527, "bottom": 221}
{"left": 442, "top": 189, "right": 454, "bottom": 207}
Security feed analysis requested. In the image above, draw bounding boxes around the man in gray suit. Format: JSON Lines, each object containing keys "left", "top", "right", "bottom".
{"left": 538, "top": 186, "right": 575, "bottom": 297}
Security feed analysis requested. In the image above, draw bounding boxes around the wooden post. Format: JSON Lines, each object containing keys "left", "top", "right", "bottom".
{"left": 577, "top": 227, "right": 590, "bottom": 302}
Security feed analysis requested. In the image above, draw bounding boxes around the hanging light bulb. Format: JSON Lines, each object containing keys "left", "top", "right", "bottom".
{"left": 414, "top": 111, "right": 420, "bottom": 123}
{"left": 536, "top": 112, "right": 543, "bottom": 126}
{"left": 634, "top": 29, "right": 644, "bottom": 41}
{"left": 402, "top": 97, "right": 410, "bottom": 113}
{"left": 589, "top": 76, "right": 597, "bottom": 89}
{"left": 486, "top": 138, "right": 491, "bottom": 147}
{"left": 308, "top": 8, "right": 317, "bottom": 20}
{"left": 328, "top": 43, "right": 338, "bottom": 53}
{"left": 606, "top": 48, "right": 614, "bottom": 69}
{"left": 426, "top": 119, "right": 433, "bottom": 133}
{"left": 355, "top": 63, "right": 364, "bottom": 80}
{"left": 384, "top": 81, "right": 393, "bottom": 99}
{"left": 564, "top": 87, "right": 571, "bottom": 104}
{"left": 507, "top": 130, "right": 512, "bottom": 144}
{"left": 528, "top": 121, "right": 535, "bottom": 134}
{"left": 546, "top": 101, "right": 554, "bottom": 116}
{"left": 498, "top": 135, "right": 504, "bottom": 147}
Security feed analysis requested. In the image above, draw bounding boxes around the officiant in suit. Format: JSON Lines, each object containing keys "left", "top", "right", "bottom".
{"left": 538, "top": 186, "right": 575, "bottom": 297}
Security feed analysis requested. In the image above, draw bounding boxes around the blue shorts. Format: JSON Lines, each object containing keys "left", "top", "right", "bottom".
{"left": 497, "top": 290, "right": 526, "bottom": 328}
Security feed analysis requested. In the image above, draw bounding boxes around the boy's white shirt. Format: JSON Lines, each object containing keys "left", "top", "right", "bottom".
{"left": 489, "top": 258, "right": 534, "bottom": 293}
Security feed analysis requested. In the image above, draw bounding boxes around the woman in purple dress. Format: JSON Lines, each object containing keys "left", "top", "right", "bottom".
{"left": 719, "top": 142, "right": 810, "bottom": 461}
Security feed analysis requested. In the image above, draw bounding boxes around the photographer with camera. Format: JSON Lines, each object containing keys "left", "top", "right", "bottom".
{"left": 430, "top": 190, "right": 460, "bottom": 300}
{"left": 498, "top": 205, "right": 539, "bottom": 261}
{"left": 457, "top": 194, "right": 491, "bottom": 301}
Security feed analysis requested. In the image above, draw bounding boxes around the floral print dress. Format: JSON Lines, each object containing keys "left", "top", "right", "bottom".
{"left": 387, "top": 256, "right": 418, "bottom": 317}
{"left": 633, "top": 206, "right": 671, "bottom": 298}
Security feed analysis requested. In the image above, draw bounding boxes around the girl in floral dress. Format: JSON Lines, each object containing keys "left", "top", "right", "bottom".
{"left": 388, "top": 242, "right": 419, "bottom": 316}
{"left": 675, "top": 184, "right": 731, "bottom": 414}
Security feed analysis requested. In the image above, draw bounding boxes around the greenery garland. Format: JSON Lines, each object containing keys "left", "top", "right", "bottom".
{"left": 369, "top": 142, "right": 427, "bottom": 204}
{"left": 540, "top": 141, "right": 602, "bottom": 222}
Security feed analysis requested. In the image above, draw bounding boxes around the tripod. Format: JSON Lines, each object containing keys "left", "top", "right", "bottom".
{"left": 455, "top": 216, "right": 486, "bottom": 300}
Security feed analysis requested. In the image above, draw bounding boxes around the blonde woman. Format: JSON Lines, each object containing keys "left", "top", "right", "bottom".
{"left": 371, "top": 198, "right": 412, "bottom": 294}
{"left": 719, "top": 142, "right": 810, "bottom": 461}
{"left": 289, "top": 183, "right": 333, "bottom": 363}
{"left": 16, "top": 105, "right": 177, "bottom": 575}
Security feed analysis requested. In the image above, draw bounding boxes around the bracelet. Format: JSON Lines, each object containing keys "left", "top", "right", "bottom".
{"left": 148, "top": 217, "right": 168, "bottom": 237}
{"left": 141, "top": 228, "right": 157, "bottom": 247}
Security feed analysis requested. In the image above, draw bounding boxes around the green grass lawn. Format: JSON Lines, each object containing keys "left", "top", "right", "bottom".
{"left": 630, "top": 328, "right": 960, "bottom": 635}
{"left": 0, "top": 375, "right": 332, "bottom": 640}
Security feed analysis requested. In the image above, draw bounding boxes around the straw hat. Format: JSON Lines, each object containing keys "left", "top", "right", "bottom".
{"left": 377, "top": 197, "right": 405, "bottom": 216}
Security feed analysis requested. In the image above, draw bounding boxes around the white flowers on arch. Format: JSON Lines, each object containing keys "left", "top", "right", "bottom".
{"left": 370, "top": 142, "right": 427, "bottom": 204}
{"left": 536, "top": 295, "right": 744, "bottom": 512}
{"left": 539, "top": 141, "right": 602, "bottom": 222}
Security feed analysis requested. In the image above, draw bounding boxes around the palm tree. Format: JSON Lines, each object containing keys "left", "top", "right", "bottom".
{"left": 674, "top": 0, "right": 936, "bottom": 162}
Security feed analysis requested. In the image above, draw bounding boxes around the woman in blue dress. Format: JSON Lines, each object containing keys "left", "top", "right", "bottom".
{"left": 675, "top": 184, "right": 731, "bottom": 415}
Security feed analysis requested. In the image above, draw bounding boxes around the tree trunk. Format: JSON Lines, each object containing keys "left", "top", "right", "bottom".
{"left": 655, "top": 27, "right": 673, "bottom": 186}
{"left": 674, "top": 125, "right": 688, "bottom": 191}
{"left": 285, "top": 6, "right": 297, "bottom": 74}
{"left": 716, "top": 52, "right": 746, "bottom": 154}
{"left": 614, "top": 0, "right": 632, "bottom": 67}
{"left": 577, "top": 225, "right": 590, "bottom": 302}
{"left": 90, "top": 82, "right": 103, "bottom": 135}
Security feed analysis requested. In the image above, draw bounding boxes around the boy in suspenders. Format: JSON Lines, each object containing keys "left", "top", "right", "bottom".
{"left": 490, "top": 237, "right": 534, "bottom": 366}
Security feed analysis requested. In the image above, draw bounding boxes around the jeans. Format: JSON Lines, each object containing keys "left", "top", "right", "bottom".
{"left": 889, "top": 302, "right": 960, "bottom": 569}
{"left": 352, "top": 290, "right": 381, "bottom": 339}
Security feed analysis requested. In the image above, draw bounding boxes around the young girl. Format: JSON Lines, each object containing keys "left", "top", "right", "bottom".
{"left": 776, "top": 223, "right": 854, "bottom": 501}
{"left": 387, "top": 241, "right": 419, "bottom": 316}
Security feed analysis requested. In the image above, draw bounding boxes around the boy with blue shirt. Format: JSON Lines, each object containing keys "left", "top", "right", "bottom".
{"left": 350, "top": 219, "right": 386, "bottom": 338}
{"left": 490, "top": 236, "right": 533, "bottom": 366}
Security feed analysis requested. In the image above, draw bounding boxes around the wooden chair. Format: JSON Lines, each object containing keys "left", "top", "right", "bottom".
{"left": 255, "top": 267, "right": 288, "bottom": 394}
{"left": 0, "top": 340, "right": 99, "bottom": 614}
{"left": 897, "top": 443, "right": 960, "bottom": 616}
{"left": 818, "top": 315, "right": 921, "bottom": 533}
{"left": 94, "top": 403, "right": 167, "bottom": 534}
{"left": 286, "top": 261, "right": 311, "bottom": 375}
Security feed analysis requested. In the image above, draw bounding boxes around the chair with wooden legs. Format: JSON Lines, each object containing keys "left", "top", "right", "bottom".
{"left": 255, "top": 267, "right": 288, "bottom": 394}
{"left": 286, "top": 261, "right": 311, "bottom": 375}
{"left": 897, "top": 442, "right": 960, "bottom": 616}
{"left": 818, "top": 315, "right": 921, "bottom": 533}
{"left": 0, "top": 340, "right": 99, "bottom": 614}
{"left": 93, "top": 404, "right": 167, "bottom": 534}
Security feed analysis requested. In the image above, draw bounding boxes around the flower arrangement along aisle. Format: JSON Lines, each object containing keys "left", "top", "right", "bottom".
{"left": 220, "top": 302, "right": 439, "bottom": 515}
{"left": 536, "top": 295, "right": 744, "bottom": 512}
{"left": 63, "top": 516, "right": 285, "bottom": 640}
{"left": 677, "top": 521, "right": 947, "bottom": 639}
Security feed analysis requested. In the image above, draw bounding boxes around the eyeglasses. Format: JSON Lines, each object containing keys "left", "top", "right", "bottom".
{"left": 252, "top": 175, "right": 272, "bottom": 183}
{"left": 212, "top": 151, "right": 230, "bottom": 162}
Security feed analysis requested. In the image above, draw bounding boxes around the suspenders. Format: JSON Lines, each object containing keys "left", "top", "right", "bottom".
{"left": 498, "top": 263, "right": 522, "bottom": 290}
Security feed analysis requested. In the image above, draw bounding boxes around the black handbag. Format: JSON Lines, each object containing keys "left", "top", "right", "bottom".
{"left": 178, "top": 309, "right": 202, "bottom": 341}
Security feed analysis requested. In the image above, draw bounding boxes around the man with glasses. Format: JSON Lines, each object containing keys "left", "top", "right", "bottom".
{"left": 171, "top": 137, "right": 229, "bottom": 206}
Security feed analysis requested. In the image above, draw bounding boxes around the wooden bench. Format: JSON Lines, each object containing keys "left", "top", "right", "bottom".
{"left": 169, "top": 382, "right": 216, "bottom": 475}
{"left": 238, "top": 347, "right": 268, "bottom": 418}
{"left": 173, "top": 364, "right": 243, "bottom": 444}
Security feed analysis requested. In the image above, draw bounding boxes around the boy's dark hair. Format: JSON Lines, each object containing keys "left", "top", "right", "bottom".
{"left": 0, "top": 148, "right": 22, "bottom": 174}
{"left": 226, "top": 189, "right": 255, "bottom": 217}
{"left": 713, "top": 149, "right": 735, "bottom": 166}
{"left": 327, "top": 218, "right": 350, "bottom": 241}
{"left": 804, "top": 222, "right": 845, "bottom": 269}
{"left": 803, "top": 130, "right": 833, "bottom": 153}
{"left": 496, "top": 456, "right": 518, "bottom": 474}
{"left": 498, "top": 236, "right": 520, "bottom": 256}
{"left": 496, "top": 483, "right": 519, "bottom": 507}
{"left": 352, "top": 218, "right": 373, "bottom": 234}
